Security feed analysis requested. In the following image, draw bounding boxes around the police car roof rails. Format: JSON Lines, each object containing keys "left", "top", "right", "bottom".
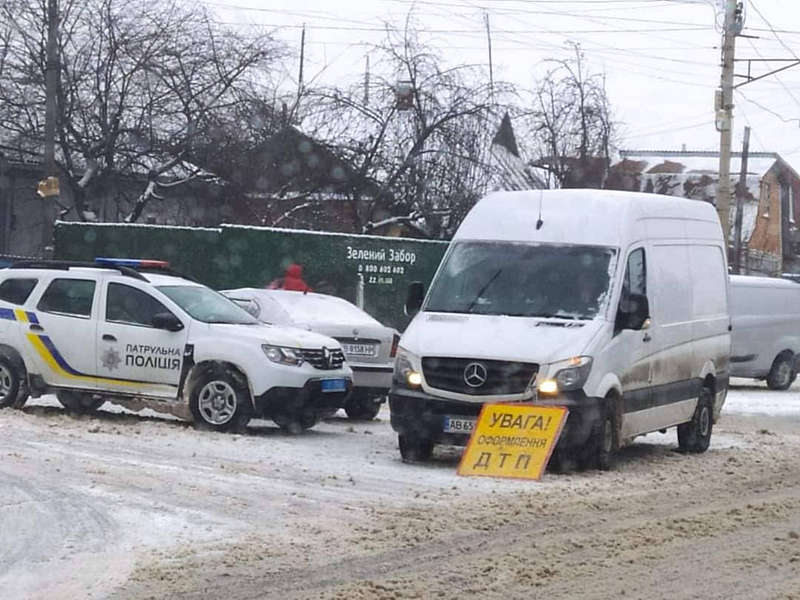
{"left": 9, "top": 260, "right": 149, "bottom": 281}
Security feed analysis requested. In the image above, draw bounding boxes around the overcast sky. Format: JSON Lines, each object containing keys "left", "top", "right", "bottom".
{"left": 205, "top": 0, "right": 800, "bottom": 171}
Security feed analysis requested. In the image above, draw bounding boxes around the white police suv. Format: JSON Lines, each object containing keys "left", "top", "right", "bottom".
{"left": 0, "top": 259, "right": 353, "bottom": 432}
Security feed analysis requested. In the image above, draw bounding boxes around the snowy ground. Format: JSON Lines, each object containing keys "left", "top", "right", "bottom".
{"left": 726, "top": 377, "right": 800, "bottom": 417}
{"left": 0, "top": 382, "right": 798, "bottom": 599}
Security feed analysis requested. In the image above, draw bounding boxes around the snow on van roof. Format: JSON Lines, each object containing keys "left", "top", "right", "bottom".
{"left": 455, "top": 189, "right": 720, "bottom": 247}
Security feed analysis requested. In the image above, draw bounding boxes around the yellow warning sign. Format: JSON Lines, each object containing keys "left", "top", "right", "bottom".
{"left": 458, "top": 404, "right": 568, "bottom": 480}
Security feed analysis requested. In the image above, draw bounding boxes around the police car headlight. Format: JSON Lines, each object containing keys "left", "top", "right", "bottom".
{"left": 394, "top": 348, "right": 422, "bottom": 389}
{"left": 262, "top": 344, "right": 304, "bottom": 366}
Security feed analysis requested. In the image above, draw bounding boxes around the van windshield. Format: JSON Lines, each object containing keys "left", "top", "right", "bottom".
{"left": 425, "top": 241, "right": 618, "bottom": 320}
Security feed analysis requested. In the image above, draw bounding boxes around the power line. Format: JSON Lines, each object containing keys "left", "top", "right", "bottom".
{"left": 625, "top": 118, "right": 715, "bottom": 139}
{"left": 213, "top": 21, "right": 711, "bottom": 34}
{"left": 735, "top": 89, "right": 800, "bottom": 124}
{"left": 745, "top": 37, "right": 800, "bottom": 112}
{"left": 748, "top": 0, "right": 799, "bottom": 59}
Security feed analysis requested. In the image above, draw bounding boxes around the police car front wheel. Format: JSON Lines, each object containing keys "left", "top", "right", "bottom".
{"left": 188, "top": 367, "right": 252, "bottom": 432}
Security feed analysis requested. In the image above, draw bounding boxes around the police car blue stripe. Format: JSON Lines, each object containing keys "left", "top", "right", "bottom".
{"left": 39, "top": 335, "right": 85, "bottom": 377}
{"left": 0, "top": 308, "right": 15, "bottom": 320}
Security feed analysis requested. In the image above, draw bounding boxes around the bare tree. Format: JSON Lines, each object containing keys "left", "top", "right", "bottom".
{"left": 525, "top": 44, "right": 615, "bottom": 189}
{"left": 297, "top": 23, "right": 503, "bottom": 238}
{"left": 0, "top": 0, "right": 282, "bottom": 222}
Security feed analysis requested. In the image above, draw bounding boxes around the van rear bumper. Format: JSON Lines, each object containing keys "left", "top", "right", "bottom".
{"left": 389, "top": 387, "right": 603, "bottom": 449}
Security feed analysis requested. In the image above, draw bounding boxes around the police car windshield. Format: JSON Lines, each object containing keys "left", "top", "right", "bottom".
{"left": 158, "top": 285, "right": 258, "bottom": 324}
{"left": 425, "top": 241, "right": 618, "bottom": 320}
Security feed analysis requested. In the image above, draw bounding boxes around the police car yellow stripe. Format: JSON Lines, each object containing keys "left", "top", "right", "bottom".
{"left": 26, "top": 333, "right": 166, "bottom": 388}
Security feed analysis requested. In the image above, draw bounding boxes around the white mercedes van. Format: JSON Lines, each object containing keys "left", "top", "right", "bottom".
{"left": 730, "top": 274, "right": 800, "bottom": 389}
{"left": 390, "top": 189, "right": 731, "bottom": 468}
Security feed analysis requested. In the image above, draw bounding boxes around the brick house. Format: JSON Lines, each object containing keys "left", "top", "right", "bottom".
{"left": 606, "top": 150, "right": 800, "bottom": 276}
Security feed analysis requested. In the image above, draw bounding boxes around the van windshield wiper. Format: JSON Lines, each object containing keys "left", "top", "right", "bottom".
{"left": 465, "top": 269, "right": 502, "bottom": 313}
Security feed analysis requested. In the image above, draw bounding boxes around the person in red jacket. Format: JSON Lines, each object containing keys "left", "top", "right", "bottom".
{"left": 268, "top": 263, "right": 312, "bottom": 292}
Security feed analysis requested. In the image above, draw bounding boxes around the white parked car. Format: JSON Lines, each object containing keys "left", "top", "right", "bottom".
{"left": 222, "top": 288, "right": 400, "bottom": 420}
{"left": 730, "top": 274, "right": 800, "bottom": 389}
{"left": 0, "top": 259, "right": 353, "bottom": 433}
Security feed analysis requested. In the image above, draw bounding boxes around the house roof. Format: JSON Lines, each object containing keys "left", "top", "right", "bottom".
{"left": 489, "top": 114, "right": 545, "bottom": 191}
{"left": 608, "top": 149, "right": 800, "bottom": 244}
{"left": 245, "top": 125, "right": 376, "bottom": 196}
{"left": 618, "top": 150, "right": 797, "bottom": 181}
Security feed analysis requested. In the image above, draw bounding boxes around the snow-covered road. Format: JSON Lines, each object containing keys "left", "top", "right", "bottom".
{"left": 0, "top": 382, "right": 798, "bottom": 599}
{"left": 726, "top": 377, "right": 800, "bottom": 418}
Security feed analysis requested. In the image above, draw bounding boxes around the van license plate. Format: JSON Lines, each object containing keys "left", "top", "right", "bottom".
{"left": 443, "top": 416, "right": 476, "bottom": 433}
{"left": 321, "top": 379, "right": 347, "bottom": 393}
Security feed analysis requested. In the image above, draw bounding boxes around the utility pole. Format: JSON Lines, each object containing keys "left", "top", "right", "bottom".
{"left": 716, "top": 0, "right": 742, "bottom": 251}
{"left": 44, "top": 0, "right": 58, "bottom": 178}
{"left": 293, "top": 23, "right": 305, "bottom": 122}
{"left": 733, "top": 126, "right": 751, "bottom": 274}
{"left": 363, "top": 55, "right": 370, "bottom": 106}
{"left": 41, "top": 0, "right": 60, "bottom": 252}
{"left": 484, "top": 12, "right": 494, "bottom": 101}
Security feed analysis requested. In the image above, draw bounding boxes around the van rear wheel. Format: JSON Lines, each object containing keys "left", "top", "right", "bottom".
{"left": 766, "top": 354, "right": 796, "bottom": 391}
{"left": 678, "top": 389, "right": 713, "bottom": 453}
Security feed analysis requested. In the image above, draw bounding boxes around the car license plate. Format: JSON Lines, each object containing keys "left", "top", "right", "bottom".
{"left": 443, "top": 416, "right": 476, "bottom": 434}
{"left": 321, "top": 378, "right": 347, "bottom": 393}
{"left": 341, "top": 343, "right": 377, "bottom": 357}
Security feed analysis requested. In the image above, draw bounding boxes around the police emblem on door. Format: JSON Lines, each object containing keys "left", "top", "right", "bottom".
{"left": 101, "top": 348, "right": 122, "bottom": 371}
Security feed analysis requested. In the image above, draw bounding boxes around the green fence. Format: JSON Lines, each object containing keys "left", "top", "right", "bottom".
{"left": 54, "top": 223, "right": 449, "bottom": 330}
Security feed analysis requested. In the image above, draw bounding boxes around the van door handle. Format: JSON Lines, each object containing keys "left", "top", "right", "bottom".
{"left": 102, "top": 334, "right": 117, "bottom": 342}
{"left": 29, "top": 324, "right": 43, "bottom": 332}
{"left": 643, "top": 333, "right": 652, "bottom": 342}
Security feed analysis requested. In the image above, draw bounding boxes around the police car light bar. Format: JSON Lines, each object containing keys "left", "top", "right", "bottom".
{"left": 95, "top": 257, "right": 170, "bottom": 269}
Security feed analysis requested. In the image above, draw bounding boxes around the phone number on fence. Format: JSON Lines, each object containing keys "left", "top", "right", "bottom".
{"left": 357, "top": 264, "right": 405, "bottom": 275}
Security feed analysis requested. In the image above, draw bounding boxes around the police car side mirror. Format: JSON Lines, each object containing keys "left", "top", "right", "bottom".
{"left": 405, "top": 282, "right": 424, "bottom": 317}
{"left": 152, "top": 312, "right": 184, "bottom": 332}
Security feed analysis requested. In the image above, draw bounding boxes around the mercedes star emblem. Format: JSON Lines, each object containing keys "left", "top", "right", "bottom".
{"left": 463, "top": 362, "right": 488, "bottom": 388}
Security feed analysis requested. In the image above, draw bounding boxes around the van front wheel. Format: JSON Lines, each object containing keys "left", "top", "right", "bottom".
{"left": 398, "top": 434, "right": 433, "bottom": 463}
{"left": 677, "top": 390, "right": 713, "bottom": 453}
{"left": 766, "top": 354, "right": 795, "bottom": 390}
{"left": 578, "top": 400, "right": 616, "bottom": 471}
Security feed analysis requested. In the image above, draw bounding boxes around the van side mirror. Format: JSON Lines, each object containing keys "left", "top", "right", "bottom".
{"left": 405, "top": 282, "right": 425, "bottom": 317}
{"left": 152, "top": 312, "right": 184, "bottom": 332}
{"left": 621, "top": 293, "right": 650, "bottom": 330}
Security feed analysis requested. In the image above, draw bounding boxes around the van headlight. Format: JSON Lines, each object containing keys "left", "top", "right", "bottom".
{"left": 538, "top": 356, "right": 592, "bottom": 394}
{"left": 394, "top": 348, "right": 422, "bottom": 389}
{"left": 262, "top": 344, "right": 304, "bottom": 366}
